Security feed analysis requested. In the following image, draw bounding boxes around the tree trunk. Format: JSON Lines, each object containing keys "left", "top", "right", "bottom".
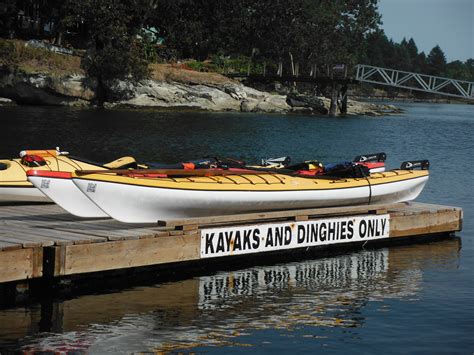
{"left": 95, "top": 76, "right": 107, "bottom": 107}
{"left": 340, "top": 85, "right": 348, "bottom": 115}
{"left": 56, "top": 31, "right": 64, "bottom": 46}
{"left": 329, "top": 82, "right": 339, "bottom": 117}
{"left": 289, "top": 52, "right": 295, "bottom": 75}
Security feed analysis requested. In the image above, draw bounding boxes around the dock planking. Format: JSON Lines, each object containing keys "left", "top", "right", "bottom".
{"left": 0, "top": 202, "right": 463, "bottom": 286}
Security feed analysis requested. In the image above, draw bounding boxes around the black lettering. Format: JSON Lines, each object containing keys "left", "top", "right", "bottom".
{"left": 368, "top": 219, "right": 375, "bottom": 237}
{"left": 347, "top": 221, "right": 354, "bottom": 239}
{"left": 285, "top": 226, "right": 292, "bottom": 245}
{"left": 340, "top": 221, "right": 347, "bottom": 240}
{"left": 359, "top": 220, "right": 367, "bottom": 238}
{"left": 265, "top": 228, "right": 274, "bottom": 247}
{"left": 275, "top": 227, "right": 284, "bottom": 246}
{"left": 205, "top": 233, "right": 215, "bottom": 254}
{"left": 310, "top": 224, "right": 318, "bottom": 243}
{"left": 381, "top": 219, "right": 387, "bottom": 235}
{"left": 319, "top": 223, "right": 327, "bottom": 241}
{"left": 328, "top": 222, "right": 336, "bottom": 240}
{"left": 297, "top": 225, "right": 306, "bottom": 243}
{"left": 225, "top": 231, "right": 233, "bottom": 251}
{"left": 234, "top": 231, "right": 242, "bottom": 250}
{"left": 216, "top": 233, "right": 225, "bottom": 252}
{"left": 375, "top": 219, "right": 381, "bottom": 236}
{"left": 243, "top": 230, "right": 252, "bottom": 250}
{"left": 252, "top": 229, "right": 260, "bottom": 249}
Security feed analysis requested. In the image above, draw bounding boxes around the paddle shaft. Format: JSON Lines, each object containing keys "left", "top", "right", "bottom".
{"left": 76, "top": 168, "right": 275, "bottom": 177}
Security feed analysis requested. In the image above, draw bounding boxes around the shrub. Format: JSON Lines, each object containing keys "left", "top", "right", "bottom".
{"left": 0, "top": 39, "right": 18, "bottom": 70}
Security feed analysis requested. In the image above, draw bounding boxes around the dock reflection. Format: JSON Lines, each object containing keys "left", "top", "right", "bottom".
{"left": 0, "top": 238, "right": 461, "bottom": 353}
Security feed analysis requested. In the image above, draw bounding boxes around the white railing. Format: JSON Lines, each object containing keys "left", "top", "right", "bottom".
{"left": 355, "top": 64, "right": 474, "bottom": 100}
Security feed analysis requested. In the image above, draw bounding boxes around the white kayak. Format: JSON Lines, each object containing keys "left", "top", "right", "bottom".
{"left": 70, "top": 166, "right": 429, "bottom": 223}
{"left": 1, "top": 148, "right": 142, "bottom": 203}
{"left": 27, "top": 170, "right": 109, "bottom": 218}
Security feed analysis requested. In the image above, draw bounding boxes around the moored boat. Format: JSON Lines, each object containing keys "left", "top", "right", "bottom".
{"left": 26, "top": 153, "right": 384, "bottom": 217}
{"left": 1, "top": 148, "right": 141, "bottom": 203}
{"left": 27, "top": 170, "right": 109, "bottom": 218}
{"left": 71, "top": 161, "right": 429, "bottom": 223}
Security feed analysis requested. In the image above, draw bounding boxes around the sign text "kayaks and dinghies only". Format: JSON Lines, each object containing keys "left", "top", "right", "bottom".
{"left": 201, "top": 214, "right": 389, "bottom": 258}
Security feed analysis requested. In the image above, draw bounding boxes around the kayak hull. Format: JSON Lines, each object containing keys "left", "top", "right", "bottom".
{"left": 72, "top": 171, "right": 429, "bottom": 223}
{"left": 1, "top": 150, "right": 139, "bottom": 203}
{"left": 0, "top": 186, "right": 51, "bottom": 202}
{"left": 27, "top": 173, "right": 109, "bottom": 218}
{"left": 73, "top": 180, "right": 371, "bottom": 223}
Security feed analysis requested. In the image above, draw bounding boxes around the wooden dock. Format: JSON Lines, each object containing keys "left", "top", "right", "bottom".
{"left": 0, "top": 202, "right": 463, "bottom": 298}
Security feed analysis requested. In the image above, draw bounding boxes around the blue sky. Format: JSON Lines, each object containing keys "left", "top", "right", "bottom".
{"left": 378, "top": 0, "right": 473, "bottom": 62}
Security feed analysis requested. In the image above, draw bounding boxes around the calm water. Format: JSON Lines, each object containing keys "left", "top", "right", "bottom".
{"left": 0, "top": 103, "right": 473, "bottom": 353}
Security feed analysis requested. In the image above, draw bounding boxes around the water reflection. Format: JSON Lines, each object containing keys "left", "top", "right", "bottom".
{"left": 0, "top": 239, "right": 461, "bottom": 353}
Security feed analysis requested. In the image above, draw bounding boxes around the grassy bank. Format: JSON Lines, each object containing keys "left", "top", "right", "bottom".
{"left": 0, "top": 39, "right": 237, "bottom": 87}
{"left": 0, "top": 39, "right": 82, "bottom": 75}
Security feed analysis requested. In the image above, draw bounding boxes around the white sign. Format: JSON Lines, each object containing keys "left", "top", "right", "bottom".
{"left": 200, "top": 214, "right": 390, "bottom": 259}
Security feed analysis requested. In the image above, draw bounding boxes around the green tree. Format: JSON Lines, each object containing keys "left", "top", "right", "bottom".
{"left": 363, "top": 30, "right": 392, "bottom": 67}
{"left": 0, "top": 1, "right": 17, "bottom": 38}
{"left": 416, "top": 51, "right": 427, "bottom": 73}
{"left": 463, "top": 59, "right": 474, "bottom": 80}
{"left": 426, "top": 45, "right": 447, "bottom": 76}
{"left": 73, "top": 0, "right": 155, "bottom": 103}
{"left": 405, "top": 38, "right": 419, "bottom": 71}
{"left": 154, "top": 0, "right": 380, "bottom": 68}
{"left": 446, "top": 60, "right": 471, "bottom": 80}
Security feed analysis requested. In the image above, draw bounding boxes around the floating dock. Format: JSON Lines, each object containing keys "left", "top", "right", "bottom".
{"left": 0, "top": 202, "right": 463, "bottom": 301}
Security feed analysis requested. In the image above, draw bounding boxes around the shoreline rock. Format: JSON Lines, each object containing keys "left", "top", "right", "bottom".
{"left": 0, "top": 97, "right": 14, "bottom": 105}
{"left": 0, "top": 70, "right": 402, "bottom": 116}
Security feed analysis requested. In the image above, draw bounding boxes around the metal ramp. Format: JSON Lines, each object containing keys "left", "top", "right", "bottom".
{"left": 355, "top": 64, "right": 474, "bottom": 100}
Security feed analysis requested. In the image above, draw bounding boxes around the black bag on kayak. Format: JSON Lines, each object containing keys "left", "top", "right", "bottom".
{"left": 324, "top": 161, "right": 369, "bottom": 178}
{"left": 214, "top": 157, "right": 246, "bottom": 169}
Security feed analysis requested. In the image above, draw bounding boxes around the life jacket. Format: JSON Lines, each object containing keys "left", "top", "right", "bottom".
{"left": 21, "top": 154, "right": 47, "bottom": 167}
{"left": 296, "top": 167, "right": 325, "bottom": 176}
{"left": 287, "top": 160, "right": 325, "bottom": 176}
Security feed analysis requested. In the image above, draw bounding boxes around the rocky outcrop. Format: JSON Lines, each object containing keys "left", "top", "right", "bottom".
{"left": 0, "top": 97, "right": 14, "bottom": 105}
{"left": 286, "top": 93, "right": 328, "bottom": 114}
{"left": 0, "top": 69, "right": 401, "bottom": 116}
{"left": 345, "top": 100, "right": 403, "bottom": 116}
{"left": 0, "top": 71, "right": 291, "bottom": 113}
{"left": 0, "top": 71, "right": 94, "bottom": 106}
{"left": 105, "top": 79, "right": 291, "bottom": 113}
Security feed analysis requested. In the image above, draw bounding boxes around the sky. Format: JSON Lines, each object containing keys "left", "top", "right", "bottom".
{"left": 378, "top": 0, "right": 473, "bottom": 62}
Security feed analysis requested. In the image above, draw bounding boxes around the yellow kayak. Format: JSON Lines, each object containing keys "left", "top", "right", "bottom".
{"left": 70, "top": 166, "right": 429, "bottom": 223}
{"left": 0, "top": 148, "right": 140, "bottom": 202}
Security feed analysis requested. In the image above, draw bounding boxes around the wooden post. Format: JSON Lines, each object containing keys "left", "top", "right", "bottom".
{"left": 329, "top": 82, "right": 339, "bottom": 117}
{"left": 278, "top": 62, "right": 283, "bottom": 77}
{"left": 247, "top": 61, "right": 251, "bottom": 76}
{"left": 340, "top": 85, "right": 348, "bottom": 115}
{"left": 263, "top": 61, "right": 266, "bottom": 76}
{"left": 289, "top": 52, "right": 295, "bottom": 76}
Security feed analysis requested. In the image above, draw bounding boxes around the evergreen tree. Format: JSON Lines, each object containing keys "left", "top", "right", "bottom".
{"left": 465, "top": 59, "right": 474, "bottom": 80}
{"left": 446, "top": 60, "right": 470, "bottom": 80}
{"left": 363, "top": 30, "right": 391, "bottom": 67}
{"left": 426, "top": 45, "right": 447, "bottom": 76}
{"left": 406, "top": 38, "right": 419, "bottom": 70}
{"left": 416, "top": 52, "right": 428, "bottom": 74}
